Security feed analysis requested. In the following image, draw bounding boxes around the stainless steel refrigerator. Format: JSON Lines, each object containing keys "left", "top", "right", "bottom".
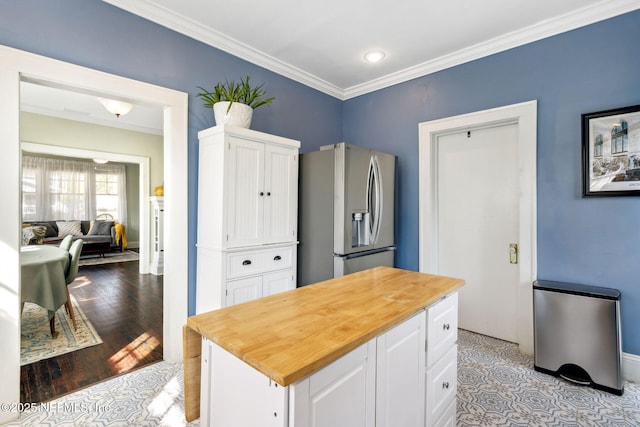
{"left": 298, "top": 142, "right": 396, "bottom": 286}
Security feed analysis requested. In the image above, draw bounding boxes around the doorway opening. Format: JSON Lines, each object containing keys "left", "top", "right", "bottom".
{"left": 418, "top": 101, "right": 538, "bottom": 354}
{"left": 19, "top": 79, "right": 162, "bottom": 398}
{"left": 0, "top": 45, "right": 188, "bottom": 418}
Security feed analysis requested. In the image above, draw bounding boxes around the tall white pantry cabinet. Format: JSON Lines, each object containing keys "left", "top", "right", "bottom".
{"left": 196, "top": 125, "right": 300, "bottom": 314}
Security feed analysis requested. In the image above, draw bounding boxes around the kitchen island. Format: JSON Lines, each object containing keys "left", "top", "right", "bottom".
{"left": 183, "top": 266, "right": 464, "bottom": 426}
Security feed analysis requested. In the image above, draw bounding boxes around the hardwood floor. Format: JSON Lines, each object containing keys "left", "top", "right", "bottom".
{"left": 20, "top": 259, "right": 163, "bottom": 403}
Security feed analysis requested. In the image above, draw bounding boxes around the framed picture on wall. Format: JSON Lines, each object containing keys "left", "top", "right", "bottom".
{"left": 582, "top": 104, "right": 640, "bottom": 197}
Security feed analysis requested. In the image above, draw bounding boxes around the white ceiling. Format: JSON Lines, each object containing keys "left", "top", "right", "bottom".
{"left": 20, "top": 0, "right": 640, "bottom": 133}
{"left": 104, "top": 0, "right": 640, "bottom": 99}
{"left": 20, "top": 80, "right": 164, "bottom": 135}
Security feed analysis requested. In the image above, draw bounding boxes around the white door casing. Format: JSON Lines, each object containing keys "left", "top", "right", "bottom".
{"left": 0, "top": 45, "right": 188, "bottom": 423}
{"left": 418, "top": 100, "right": 537, "bottom": 354}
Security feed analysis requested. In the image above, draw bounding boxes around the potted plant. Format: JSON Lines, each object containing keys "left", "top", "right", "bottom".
{"left": 196, "top": 76, "right": 275, "bottom": 129}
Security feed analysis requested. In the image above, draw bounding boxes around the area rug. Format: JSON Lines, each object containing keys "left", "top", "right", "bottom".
{"left": 21, "top": 295, "right": 103, "bottom": 365}
{"left": 79, "top": 249, "right": 139, "bottom": 266}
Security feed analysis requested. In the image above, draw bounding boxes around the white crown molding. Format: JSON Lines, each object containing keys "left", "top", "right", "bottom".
{"left": 343, "top": 0, "right": 640, "bottom": 99}
{"left": 101, "top": 0, "right": 344, "bottom": 99}
{"left": 103, "top": 0, "right": 640, "bottom": 101}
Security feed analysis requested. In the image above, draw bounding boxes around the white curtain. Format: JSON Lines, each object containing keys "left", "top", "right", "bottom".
{"left": 22, "top": 155, "right": 127, "bottom": 224}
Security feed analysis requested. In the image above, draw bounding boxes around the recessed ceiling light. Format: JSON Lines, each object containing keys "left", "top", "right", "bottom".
{"left": 364, "top": 51, "right": 385, "bottom": 63}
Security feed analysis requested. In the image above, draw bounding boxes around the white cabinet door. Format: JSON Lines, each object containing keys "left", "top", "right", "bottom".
{"left": 202, "top": 339, "right": 288, "bottom": 427}
{"left": 426, "top": 345, "right": 457, "bottom": 427}
{"left": 263, "top": 145, "right": 298, "bottom": 244}
{"left": 226, "top": 139, "right": 298, "bottom": 247}
{"left": 263, "top": 269, "right": 294, "bottom": 297}
{"left": 226, "top": 138, "right": 264, "bottom": 247}
{"left": 226, "top": 276, "right": 263, "bottom": 306}
{"left": 376, "top": 311, "right": 426, "bottom": 427}
{"left": 291, "top": 341, "right": 376, "bottom": 427}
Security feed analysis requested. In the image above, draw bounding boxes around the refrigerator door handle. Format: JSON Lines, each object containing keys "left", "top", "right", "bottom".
{"left": 367, "top": 154, "right": 383, "bottom": 244}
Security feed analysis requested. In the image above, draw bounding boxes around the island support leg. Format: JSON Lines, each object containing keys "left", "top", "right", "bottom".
{"left": 183, "top": 325, "right": 202, "bottom": 422}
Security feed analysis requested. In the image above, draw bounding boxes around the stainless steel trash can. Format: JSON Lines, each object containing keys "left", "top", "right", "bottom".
{"left": 533, "top": 280, "right": 623, "bottom": 395}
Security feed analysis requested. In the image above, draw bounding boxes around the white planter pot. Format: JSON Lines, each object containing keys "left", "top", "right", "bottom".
{"left": 213, "top": 102, "right": 253, "bottom": 128}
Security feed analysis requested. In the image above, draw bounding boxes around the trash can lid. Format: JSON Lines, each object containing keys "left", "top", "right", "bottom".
{"left": 533, "top": 280, "right": 621, "bottom": 300}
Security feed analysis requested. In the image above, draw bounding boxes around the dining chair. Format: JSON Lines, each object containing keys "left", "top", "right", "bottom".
{"left": 59, "top": 235, "right": 73, "bottom": 252}
{"left": 63, "top": 239, "right": 83, "bottom": 330}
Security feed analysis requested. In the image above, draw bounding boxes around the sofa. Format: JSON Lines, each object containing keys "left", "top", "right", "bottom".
{"left": 22, "top": 220, "right": 126, "bottom": 255}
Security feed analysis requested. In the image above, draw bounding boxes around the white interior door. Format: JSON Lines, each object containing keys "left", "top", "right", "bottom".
{"left": 436, "top": 124, "right": 519, "bottom": 343}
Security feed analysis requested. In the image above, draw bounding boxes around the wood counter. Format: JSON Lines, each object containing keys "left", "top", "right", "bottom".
{"left": 183, "top": 266, "right": 464, "bottom": 422}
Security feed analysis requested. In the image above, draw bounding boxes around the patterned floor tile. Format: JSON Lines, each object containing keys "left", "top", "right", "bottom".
{"left": 457, "top": 329, "right": 640, "bottom": 427}
{"left": 5, "top": 361, "right": 199, "bottom": 426}
{"left": 5, "top": 329, "right": 639, "bottom": 426}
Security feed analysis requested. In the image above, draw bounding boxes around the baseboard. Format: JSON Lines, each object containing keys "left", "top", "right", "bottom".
{"left": 623, "top": 352, "right": 640, "bottom": 383}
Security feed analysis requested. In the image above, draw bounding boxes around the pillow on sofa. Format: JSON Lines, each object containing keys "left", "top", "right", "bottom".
{"left": 30, "top": 222, "right": 58, "bottom": 238}
{"left": 22, "top": 225, "right": 46, "bottom": 245}
{"left": 89, "top": 220, "right": 114, "bottom": 236}
{"left": 56, "top": 221, "right": 82, "bottom": 237}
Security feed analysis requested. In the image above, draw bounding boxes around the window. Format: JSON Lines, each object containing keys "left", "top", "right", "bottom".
{"left": 22, "top": 167, "right": 38, "bottom": 219}
{"left": 48, "top": 169, "right": 87, "bottom": 219}
{"left": 594, "top": 134, "right": 603, "bottom": 157}
{"left": 95, "top": 170, "right": 120, "bottom": 218}
{"left": 22, "top": 155, "right": 127, "bottom": 223}
{"left": 611, "top": 120, "right": 628, "bottom": 155}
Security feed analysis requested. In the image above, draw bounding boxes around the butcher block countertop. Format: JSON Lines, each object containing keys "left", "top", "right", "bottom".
{"left": 183, "top": 266, "right": 464, "bottom": 421}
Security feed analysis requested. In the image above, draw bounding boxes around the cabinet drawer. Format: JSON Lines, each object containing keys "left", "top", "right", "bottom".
{"left": 432, "top": 399, "right": 456, "bottom": 427}
{"left": 226, "top": 250, "right": 266, "bottom": 278}
{"left": 263, "top": 246, "right": 293, "bottom": 271}
{"left": 426, "top": 292, "right": 458, "bottom": 367}
{"left": 426, "top": 345, "right": 457, "bottom": 425}
{"left": 226, "top": 246, "right": 294, "bottom": 279}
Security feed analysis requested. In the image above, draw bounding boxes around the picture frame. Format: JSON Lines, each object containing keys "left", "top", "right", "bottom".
{"left": 582, "top": 104, "right": 640, "bottom": 197}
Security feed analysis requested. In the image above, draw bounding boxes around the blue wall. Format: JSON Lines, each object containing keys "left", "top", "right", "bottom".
{"left": 0, "top": 0, "right": 342, "bottom": 316}
{"left": 344, "top": 10, "right": 640, "bottom": 355}
{"left": 2, "top": 1, "right": 638, "bottom": 354}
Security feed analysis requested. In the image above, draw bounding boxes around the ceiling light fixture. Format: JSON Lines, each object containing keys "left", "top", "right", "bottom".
{"left": 364, "top": 51, "right": 386, "bottom": 63}
{"left": 97, "top": 97, "right": 134, "bottom": 118}
{"left": 93, "top": 158, "right": 109, "bottom": 164}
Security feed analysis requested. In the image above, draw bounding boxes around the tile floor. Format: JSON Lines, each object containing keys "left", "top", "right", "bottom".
{"left": 5, "top": 330, "right": 639, "bottom": 426}
{"left": 457, "top": 329, "right": 640, "bottom": 426}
